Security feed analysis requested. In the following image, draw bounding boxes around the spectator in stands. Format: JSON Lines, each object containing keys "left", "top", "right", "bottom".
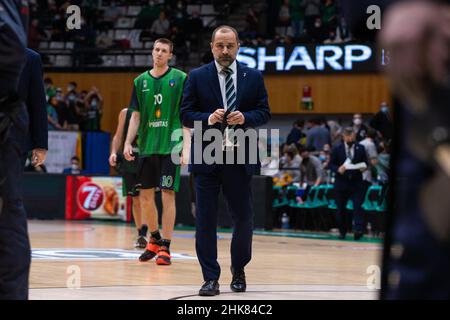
{"left": 319, "top": 145, "right": 331, "bottom": 170}
{"left": 299, "top": 146, "right": 324, "bottom": 188}
{"left": 286, "top": 119, "right": 306, "bottom": 146}
{"left": 306, "top": 118, "right": 331, "bottom": 153}
{"left": 290, "top": 0, "right": 304, "bottom": 39}
{"left": 327, "top": 118, "right": 342, "bottom": 147}
{"left": 244, "top": 5, "right": 259, "bottom": 39}
{"left": 72, "top": 18, "right": 97, "bottom": 66}
{"left": 28, "top": 18, "right": 48, "bottom": 50}
{"left": 98, "top": 1, "right": 122, "bottom": 29}
{"left": 321, "top": 0, "right": 337, "bottom": 33}
{"left": 139, "top": 26, "right": 154, "bottom": 43}
{"left": 96, "top": 28, "right": 114, "bottom": 49}
{"left": 170, "top": 25, "right": 188, "bottom": 64}
{"left": 47, "top": 95, "right": 62, "bottom": 131}
{"left": 375, "top": 140, "right": 390, "bottom": 184}
{"left": 65, "top": 81, "right": 78, "bottom": 99}
{"left": 185, "top": 11, "right": 204, "bottom": 47}
{"left": 171, "top": 0, "right": 188, "bottom": 29}
{"left": 303, "top": 0, "right": 321, "bottom": 33}
{"left": 151, "top": 11, "right": 171, "bottom": 38}
{"left": 360, "top": 128, "right": 379, "bottom": 186}
{"left": 277, "top": 0, "right": 291, "bottom": 37}
{"left": 336, "top": 16, "right": 350, "bottom": 42}
{"left": 44, "top": 77, "right": 56, "bottom": 99}
{"left": 135, "top": 0, "right": 161, "bottom": 29}
{"left": 324, "top": 29, "right": 341, "bottom": 44}
{"left": 308, "top": 17, "right": 328, "bottom": 43}
{"left": 352, "top": 113, "right": 369, "bottom": 142}
{"left": 62, "top": 156, "right": 83, "bottom": 175}
{"left": 84, "top": 87, "right": 103, "bottom": 132}
{"left": 279, "top": 144, "right": 301, "bottom": 183}
{"left": 370, "top": 101, "right": 393, "bottom": 141}
{"left": 57, "top": 83, "right": 79, "bottom": 131}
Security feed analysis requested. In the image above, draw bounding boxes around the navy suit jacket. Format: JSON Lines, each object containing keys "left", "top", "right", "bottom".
{"left": 180, "top": 61, "right": 271, "bottom": 175}
{"left": 17, "top": 48, "right": 48, "bottom": 152}
{"left": 329, "top": 142, "right": 368, "bottom": 190}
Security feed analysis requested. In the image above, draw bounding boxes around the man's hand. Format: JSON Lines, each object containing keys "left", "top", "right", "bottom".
{"left": 338, "top": 165, "right": 346, "bottom": 175}
{"left": 31, "top": 149, "right": 47, "bottom": 167}
{"left": 180, "top": 148, "right": 190, "bottom": 166}
{"left": 208, "top": 108, "right": 225, "bottom": 125}
{"left": 109, "top": 153, "right": 117, "bottom": 166}
{"left": 124, "top": 143, "right": 135, "bottom": 161}
{"left": 226, "top": 111, "right": 245, "bottom": 126}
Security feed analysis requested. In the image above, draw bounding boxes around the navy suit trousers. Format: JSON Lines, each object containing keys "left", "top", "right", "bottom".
{"left": 334, "top": 180, "right": 366, "bottom": 235}
{"left": 0, "top": 135, "right": 31, "bottom": 299}
{"left": 194, "top": 163, "right": 253, "bottom": 281}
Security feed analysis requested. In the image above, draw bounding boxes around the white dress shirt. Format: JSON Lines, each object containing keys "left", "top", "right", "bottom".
{"left": 344, "top": 142, "right": 355, "bottom": 160}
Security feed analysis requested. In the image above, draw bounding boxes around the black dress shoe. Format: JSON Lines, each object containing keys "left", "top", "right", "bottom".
{"left": 230, "top": 268, "right": 246, "bottom": 292}
{"left": 354, "top": 232, "right": 364, "bottom": 240}
{"left": 199, "top": 280, "right": 220, "bottom": 296}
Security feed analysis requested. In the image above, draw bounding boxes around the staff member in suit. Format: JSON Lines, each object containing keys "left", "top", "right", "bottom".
{"left": 180, "top": 25, "right": 271, "bottom": 296}
{"left": 329, "top": 127, "right": 368, "bottom": 240}
{"left": 17, "top": 48, "right": 48, "bottom": 166}
{"left": 0, "top": 0, "right": 30, "bottom": 300}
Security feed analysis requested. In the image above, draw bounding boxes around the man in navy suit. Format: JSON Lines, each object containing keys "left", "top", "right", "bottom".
{"left": 17, "top": 48, "right": 48, "bottom": 165}
{"left": 329, "top": 127, "right": 368, "bottom": 240}
{"left": 180, "top": 25, "right": 271, "bottom": 296}
{"left": 0, "top": 0, "right": 32, "bottom": 299}
{"left": 0, "top": 48, "right": 47, "bottom": 300}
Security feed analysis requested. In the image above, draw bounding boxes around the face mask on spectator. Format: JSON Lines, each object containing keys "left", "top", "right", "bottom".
{"left": 381, "top": 106, "right": 389, "bottom": 113}
{"left": 71, "top": 164, "right": 79, "bottom": 171}
{"left": 68, "top": 94, "right": 76, "bottom": 101}
{"left": 91, "top": 99, "right": 98, "bottom": 107}
{"left": 56, "top": 94, "right": 62, "bottom": 102}
{"left": 353, "top": 118, "right": 362, "bottom": 126}
{"left": 319, "top": 155, "right": 326, "bottom": 161}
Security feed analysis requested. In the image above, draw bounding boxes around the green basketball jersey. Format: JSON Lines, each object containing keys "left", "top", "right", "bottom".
{"left": 130, "top": 67, "right": 187, "bottom": 156}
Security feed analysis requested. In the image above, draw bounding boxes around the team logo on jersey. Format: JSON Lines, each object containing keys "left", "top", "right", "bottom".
{"left": 155, "top": 109, "right": 161, "bottom": 118}
{"left": 143, "top": 80, "right": 147, "bottom": 88}
{"left": 169, "top": 79, "right": 175, "bottom": 87}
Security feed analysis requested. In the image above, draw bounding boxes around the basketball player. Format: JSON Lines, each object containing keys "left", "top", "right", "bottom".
{"left": 124, "top": 38, "right": 189, "bottom": 265}
{"left": 109, "top": 107, "right": 147, "bottom": 248}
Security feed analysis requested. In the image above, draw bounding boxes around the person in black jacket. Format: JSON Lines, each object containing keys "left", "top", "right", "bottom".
{"left": 0, "top": 0, "right": 31, "bottom": 300}
{"left": 342, "top": 0, "right": 450, "bottom": 299}
{"left": 329, "top": 127, "right": 368, "bottom": 240}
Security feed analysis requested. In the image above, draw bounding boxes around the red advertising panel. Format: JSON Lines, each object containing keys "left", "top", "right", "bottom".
{"left": 66, "top": 176, "right": 130, "bottom": 221}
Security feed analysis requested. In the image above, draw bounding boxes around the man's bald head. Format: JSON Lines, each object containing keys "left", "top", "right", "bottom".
{"left": 211, "top": 25, "right": 240, "bottom": 43}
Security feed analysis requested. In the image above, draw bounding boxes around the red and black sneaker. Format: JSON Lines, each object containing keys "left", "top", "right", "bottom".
{"left": 138, "top": 238, "right": 161, "bottom": 262}
{"left": 155, "top": 246, "right": 171, "bottom": 265}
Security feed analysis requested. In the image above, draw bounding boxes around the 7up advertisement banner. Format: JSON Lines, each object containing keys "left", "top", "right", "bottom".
{"left": 66, "top": 176, "right": 131, "bottom": 221}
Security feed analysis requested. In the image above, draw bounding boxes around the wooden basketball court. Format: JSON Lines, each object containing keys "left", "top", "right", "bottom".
{"left": 28, "top": 220, "right": 381, "bottom": 300}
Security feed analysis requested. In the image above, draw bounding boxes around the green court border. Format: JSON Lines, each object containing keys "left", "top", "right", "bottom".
{"left": 72, "top": 220, "right": 383, "bottom": 244}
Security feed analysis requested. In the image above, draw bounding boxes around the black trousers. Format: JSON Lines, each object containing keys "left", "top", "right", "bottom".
{"left": 0, "top": 134, "right": 31, "bottom": 299}
{"left": 334, "top": 181, "right": 366, "bottom": 235}
{"left": 194, "top": 164, "right": 253, "bottom": 281}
